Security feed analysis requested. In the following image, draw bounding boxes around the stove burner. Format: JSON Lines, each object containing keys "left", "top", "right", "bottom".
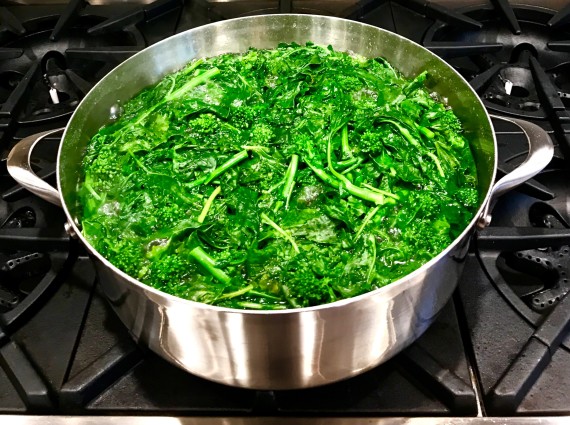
{"left": 0, "top": 13, "right": 144, "bottom": 128}
{"left": 423, "top": 6, "right": 570, "bottom": 120}
{"left": 497, "top": 248, "right": 570, "bottom": 313}
{"left": 485, "top": 66, "right": 540, "bottom": 112}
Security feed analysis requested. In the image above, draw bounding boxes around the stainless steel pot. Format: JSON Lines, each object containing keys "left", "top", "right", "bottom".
{"left": 7, "top": 14, "right": 554, "bottom": 390}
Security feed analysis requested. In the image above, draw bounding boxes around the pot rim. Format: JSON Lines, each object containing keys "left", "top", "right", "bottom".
{"left": 57, "top": 13, "right": 497, "bottom": 315}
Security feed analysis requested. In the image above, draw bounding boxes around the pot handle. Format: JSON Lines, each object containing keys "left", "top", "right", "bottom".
{"left": 477, "top": 115, "right": 554, "bottom": 229}
{"left": 6, "top": 128, "right": 65, "bottom": 207}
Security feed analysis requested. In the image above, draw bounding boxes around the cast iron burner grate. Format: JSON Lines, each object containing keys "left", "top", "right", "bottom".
{"left": 422, "top": 6, "right": 570, "bottom": 123}
{"left": 0, "top": 14, "right": 143, "bottom": 132}
{"left": 0, "top": 136, "right": 71, "bottom": 326}
{"left": 202, "top": 0, "right": 360, "bottom": 21}
{"left": 0, "top": 0, "right": 182, "bottom": 147}
{"left": 467, "top": 157, "right": 570, "bottom": 414}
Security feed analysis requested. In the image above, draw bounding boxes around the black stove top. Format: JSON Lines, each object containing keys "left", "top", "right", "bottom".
{"left": 1, "top": 0, "right": 570, "bottom": 419}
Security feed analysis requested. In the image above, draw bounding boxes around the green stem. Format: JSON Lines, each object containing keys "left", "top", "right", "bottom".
{"left": 326, "top": 139, "right": 386, "bottom": 205}
{"left": 182, "top": 58, "right": 204, "bottom": 76}
{"left": 204, "top": 150, "right": 248, "bottom": 184}
{"left": 197, "top": 186, "right": 222, "bottom": 223}
{"left": 425, "top": 151, "right": 445, "bottom": 177}
{"left": 83, "top": 181, "right": 102, "bottom": 201}
{"left": 188, "top": 246, "right": 231, "bottom": 284}
{"left": 260, "top": 212, "right": 300, "bottom": 254}
{"left": 403, "top": 70, "right": 427, "bottom": 95}
{"left": 340, "top": 157, "right": 364, "bottom": 175}
{"left": 336, "top": 156, "right": 361, "bottom": 168}
{"left": 304, "top": 159, "right": 340, "bottom": 188}
{"left": 236, "top": 301, "right": 287, "bottom": 310}
{"left": 241, "top": 145, "right": 270, "bottom": 152}
{"left": 218, "top": 284, "right": 254, "bottom": 300}
{"left": 187, "top": 150, "right": 249, "bottom": 189}
{"left": 366, "top": 234, "right": 377, "bottom": 283}
{"left": 376, "top": 117, "right": 421, "bottom": 149}
{"left": 281, "top": 284, "right": 302, "bottom": 308}
{"left": 355, "top": 206, "right": 380, "bottom": 241}
{"left": 166, "top": 67, "right": 220, "bottom": 102}
{"left": 419, "top": 126, "right": 435, "bottom": 139}
{"left": 264, "top": 180, "right": 285, "bottom": 194}
{"left": 343, "top": 180, "right": 387, "bottom": 204}
{"left": 248, "top": 289, "right": 282, "bottom": 300}
{"left": 306, "top": 157, "right": 386, "bottom": 204}
{"left": 362, "top": 183, "right": 400, "bottom": 200}
{"left": 282, "top": 154, "right": 299, "bottom": 209}
{"left": 341, "top": 124, "right": 352, "bottom": 159}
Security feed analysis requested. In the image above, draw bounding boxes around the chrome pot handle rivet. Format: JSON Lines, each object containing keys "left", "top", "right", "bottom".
{"left": 477, "top": 115, "right": 554, "bottom": 229}
{"left": 6, "top": 127, "right": 65, "bottom": 207}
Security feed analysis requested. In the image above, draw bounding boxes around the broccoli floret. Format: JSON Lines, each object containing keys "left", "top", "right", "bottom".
{"left": 148, "top": 253, "right": 188, "bottom": 287}
{"left": 281, "top": 132, "right": 312, "bottom": 157}
{"left": 417, "top": 192, "right": 443, "bottom": 217}
{"left": 358, "top": 126, "right": 408, "bottom": 154}
{"left": 104, "top": 238, "right": 146, "bottom": 277}
{"left": 250, "top": 123, "right": 274, "bottom": 145}
{"left": 456, "top": 187, "right": 479, "bottom": 208}
{"left": 189, "top": 113, "right": 220, "bottom": 135}
{"left": 230, "top": 104, "right": 266, "bottom": 129}
{"left": 359, "top": 129, "right": 384, "bottom": 154}
{"left": 188, "top": 112, "right": 242, "bottom": 150}
{"left": 281, "top": 255, "right": 336, "bottom": 308}
{"left": 155, "top": 202, "right": 188, "bottom": 228}
{"left": 84, "top": 140, "right": 123, "bottom": 193}
{"left": 428, "top": 109, "right": 462, "bottom": 133}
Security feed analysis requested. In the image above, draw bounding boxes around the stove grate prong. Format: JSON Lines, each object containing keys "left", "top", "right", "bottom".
{"left": 0, "top": 7, "right": 26, "bottom": 36}
{"left": 0, "top": 61, "right": 40, "bottom": 120}
{"left": 342, "top": 0, "right": 389, "bottom": 20}
{"left": 88, "top": 0, "right": 182, "bottom": 36}
{"left": 87, "top": 8, "right": 145, "bottom": 36}
{"left": 400, "top": 344, "right": 476, "bottom": 413}
{"left": 548, "top": 3, "right": 570, "bottom": 29}
{"left": 530, "top": 56, "right": 568, "bottom": 112}
{"left": 547, "top": 41, "right": 570, "bottom": 52}
{"left": 49, "top": 0, "right": 87, "bottom": 42}
{"left": 0, "top": 48, "right": 23, "bottom": 61}
{"left": 477, "top": 227, "right": 570, "bottom": 252}
{"left": 64, "top": 69, "right": 93, "bottom": 95}
{"left": 423, "top": 42, "right": 503, "bottom": 59}
{"left": 279, "top": 0, "right": 292, "bottom": 13}
{"left": 488, "top": 292, "right": 570, "bottom": 414}
{"left": 490, "top": 0, "right": 521, "bottom": 35}
{"left": 469, "top": 63, "right": 503, "bottom": 93}
{"left": 0, "top": 229, "right": 69, "bottom": 252}
{"left": 0, "top": 341, "right": 53, "bottom": 411}
{"left": 398, "top": 0, "right": 482, "bottom": 30}
{"left": 65, "top": 46, "right": 142, "bottom": 63}
{"left": 529, "top": 56, "right": 570, "bottom": 157}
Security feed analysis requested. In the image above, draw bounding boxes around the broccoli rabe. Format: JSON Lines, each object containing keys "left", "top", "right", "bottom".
{"left": 79, "top": 43, "right": 479, "bottom": 310}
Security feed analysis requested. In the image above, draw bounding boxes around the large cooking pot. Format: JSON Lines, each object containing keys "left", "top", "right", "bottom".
{"left": 7, "top": 15, "right": 553, "bottom": 389}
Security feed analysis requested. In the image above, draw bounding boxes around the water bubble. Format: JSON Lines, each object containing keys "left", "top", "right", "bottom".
{"left": 109, "top": 101, "right": 124, "bottom": 121}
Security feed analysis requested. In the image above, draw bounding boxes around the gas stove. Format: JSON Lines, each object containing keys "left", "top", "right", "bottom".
{"left": 1, "top": 1, "right": 570, "bottom": 423}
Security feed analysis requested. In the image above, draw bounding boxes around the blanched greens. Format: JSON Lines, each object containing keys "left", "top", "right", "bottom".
{"left": 79, "top": 42, "right": 479, "bottom": 310}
